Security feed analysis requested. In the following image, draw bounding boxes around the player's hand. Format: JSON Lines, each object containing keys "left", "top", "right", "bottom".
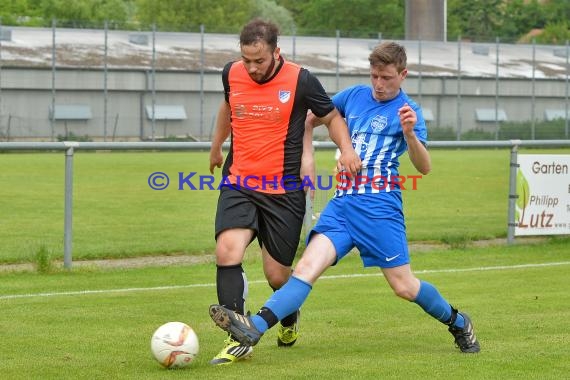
{"left": 337, "top": 148, "right": 361, "bottom": 178}
{"left": 398, "top": 103, "right": 417, "bottom": 136}
{"left": 209, "top": 150, "right": 223, "bottom": 174}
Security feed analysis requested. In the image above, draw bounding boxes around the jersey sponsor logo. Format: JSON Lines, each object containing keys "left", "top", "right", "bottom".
{"left": 351, "top": 131, "right": 368, "bottom": 151}
{"left": 232, "top": 104, "right": 282, "bottom": 121}
{"left": 370, "top": 115, "right": 388, "bottom": 133}
{"left": 278, "top": 90, "right": 291, "bottom": 103}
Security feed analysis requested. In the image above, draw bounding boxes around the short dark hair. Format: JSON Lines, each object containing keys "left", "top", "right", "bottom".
{"left": 369, "top": 42, "right": 407, "bottom": 73}
{"left": 239, "top": 18, "right": 279, "bottom": 51}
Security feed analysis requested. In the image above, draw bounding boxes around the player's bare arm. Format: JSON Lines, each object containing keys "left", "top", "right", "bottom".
{"left": 209, "top": 102, "right": 231, "bottom": 174}
{"left": 301, "top": 118, "right": 316, "bottom": 199}
{"left": 399, "top": 103, "right": 431, "bottom": 175}
{"left": 307, "top": 109, "right": 361, "bottom": 177}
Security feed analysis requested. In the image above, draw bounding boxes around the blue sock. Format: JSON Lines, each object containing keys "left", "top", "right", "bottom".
{"left": 251, "top": 276, "right": 312, "bottom": 333}
{"left": 250, "top": 315, "right": 268, "bottom": 332}
{"left": 413, "top": 281, "right": 464, "bottom": 328}
{"left": 454, "top": 312, "right": 465, "bottom": 328}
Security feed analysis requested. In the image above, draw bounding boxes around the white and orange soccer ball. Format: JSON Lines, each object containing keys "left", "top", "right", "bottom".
{"left": 150, "top": 321, "right": 199, "bottom": 368}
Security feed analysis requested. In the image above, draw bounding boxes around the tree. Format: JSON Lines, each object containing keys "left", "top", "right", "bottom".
{"left": 448, "top": 0, "right": 504, "bottom": 42}
{"left": 40, "top": 0, "right": 92, "bottom": 27}
{"left": 448, "top": 0, "right": 568, "bottom": 44}
{"left": 497, "top": 0, "right": 530, "bottom": 41}
{"left": 0, "top": 0, "right": 44, "bottom": 25}
{"left": 250, "top": 0, "right": 295, "bottom": 34}
{"left": 543, "top": 0, "right": 570, "bottom": 26}
{"left": 0, "top": 0, "right": 567, "bottom": 44}
{"left": 536, "top": 21, "right": 570, "bottom": 44}
{"left": 135, "top": 0, "right": 294, "bottom": 33}
{"left": 34, "top": 0, "right": 131, "bottom": 28}
{"left": 90, "top": 0, "right": 130, "bottom": 28}
{"left": 288, "top": 0, "right": 404, "bottom": 38}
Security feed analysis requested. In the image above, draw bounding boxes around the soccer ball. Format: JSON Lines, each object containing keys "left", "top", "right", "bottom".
{"left": 150, "top": 321, "right": 199, "bottom": 368}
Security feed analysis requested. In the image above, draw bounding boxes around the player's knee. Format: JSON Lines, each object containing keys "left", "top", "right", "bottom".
{"left": 392, "top": 285, "right": 416, "bottom": 301}
{"left": 265, "top": 268, "right": 292, "bottom": 289}
{"left": 266, "top": 275, "right": 288, "bottom": 289}
{"left": 214, "top": 244, "right": 244, "bottom": 265}
{"left": 291, "top": 259, "right": 316, "bottom": 280}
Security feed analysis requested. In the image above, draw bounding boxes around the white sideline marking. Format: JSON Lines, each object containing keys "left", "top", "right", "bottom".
{"left": 1, "top": 261, "right": 569, "bottom": 300}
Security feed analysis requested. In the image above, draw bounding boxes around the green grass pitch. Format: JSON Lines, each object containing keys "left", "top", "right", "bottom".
{"left": 1, "top": 148, "right": 569, "bottom": 378}
{"left": 1, "top": 239, "right": 569, "bottom": 379}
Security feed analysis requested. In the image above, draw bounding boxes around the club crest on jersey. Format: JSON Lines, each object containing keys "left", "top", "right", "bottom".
{"left": 278, "top": 90, "right": 291, "bottom": 103}
{"left": 370, "top": 115, "right": 388, "bottom": 132}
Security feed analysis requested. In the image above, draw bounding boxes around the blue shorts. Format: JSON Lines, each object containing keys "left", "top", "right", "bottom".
{"left": 308, "top": 192, "right": 409, "bottom": 268}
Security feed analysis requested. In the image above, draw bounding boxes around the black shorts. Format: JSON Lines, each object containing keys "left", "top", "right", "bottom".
{"left": 215, "top": 186, "right": 306, "bottom": 266}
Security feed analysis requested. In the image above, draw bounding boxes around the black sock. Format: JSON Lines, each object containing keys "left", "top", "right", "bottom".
{"left": 216, "top": 264, "right": 247, "bottom": 314}
{"left": 444, "top": 306, "right": 458, "bottom": 326}
{"left": 257, "top": 307, "right": 280, "bottom": 329}
{"left": 280, "top": 310, "right": 299, "bottom": 327}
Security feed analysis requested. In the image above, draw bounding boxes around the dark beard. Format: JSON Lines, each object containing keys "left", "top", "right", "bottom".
{"left": 256, "top": 56, "right": 276, "bottom": 84}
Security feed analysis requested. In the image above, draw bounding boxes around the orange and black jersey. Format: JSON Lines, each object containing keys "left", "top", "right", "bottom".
{"left": 221, "top": 56, "right": 334, "bottom": 194}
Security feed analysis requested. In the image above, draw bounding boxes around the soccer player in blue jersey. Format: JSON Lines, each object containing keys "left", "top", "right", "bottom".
{"left": 209, "top": 41, "right": 480, "bottom": 354}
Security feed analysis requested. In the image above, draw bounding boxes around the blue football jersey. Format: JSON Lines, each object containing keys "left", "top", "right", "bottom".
{"left": 332, "top": 85, "right": 428, "bottom": 196}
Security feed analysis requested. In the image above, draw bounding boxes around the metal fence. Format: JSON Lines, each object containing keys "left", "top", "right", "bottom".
{"left": 1, "top": 139, "right": 569, "bottom": 268}
{"left": 0, "top": 24, "right": 569, "bottom": 141}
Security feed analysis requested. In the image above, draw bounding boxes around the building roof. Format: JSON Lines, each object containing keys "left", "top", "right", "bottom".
{"left": 1, "top": 26, "right": 568, "bottom": 79}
